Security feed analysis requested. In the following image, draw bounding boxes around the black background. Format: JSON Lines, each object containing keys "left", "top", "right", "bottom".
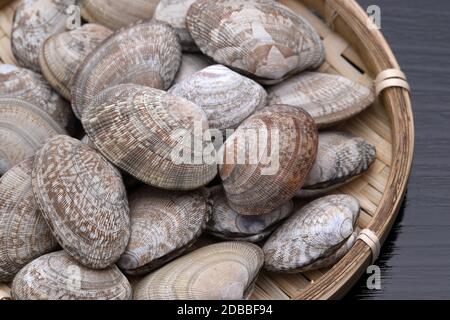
{"left": 346, "top": 0, "right": 450, "bottom": 299}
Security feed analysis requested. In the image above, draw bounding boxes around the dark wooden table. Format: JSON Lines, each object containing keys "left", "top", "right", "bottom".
{"left": 346, "top": 0, "right": 450, "bottom": 299}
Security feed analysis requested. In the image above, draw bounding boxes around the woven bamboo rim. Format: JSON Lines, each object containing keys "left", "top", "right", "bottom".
{"left": 0, "top": 0, "right": 414, "bottom": 300}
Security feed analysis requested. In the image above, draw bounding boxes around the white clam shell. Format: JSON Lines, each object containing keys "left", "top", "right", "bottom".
{"left": 173, "top": 53, "right": 213, "bottom": 85}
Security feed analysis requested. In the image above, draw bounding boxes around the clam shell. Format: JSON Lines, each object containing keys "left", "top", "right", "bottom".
{"left": 186, "top": 0, "right": 324, "bottom": 83}
{"left": 11, "top": 251, "right": 132, "bottom": 300}
{"left": 82, "top": 84, "right": 217, "bottom": 190}
{"left": 118, "top": 186, "right": 210, "bottom": 275}
{"left": 0, "top": 64, "right": 76, "bottom": 132}
{"left": 206, "top": 186, "right": 293, "bottom": 242}
{"left": 80, "top": 0, "right": 159, "bottom": 30}
{"left": 219, "top": 104, "right": 318, "bottom": 215}
{"left": 169, "top": 65, "right": 267, "bottom": 131}
{"left": 263, "top": 194, "right": 360, "bottom": 272}
{"left": 72, "top": 20, "right": 182, "bottom": 119}
{"left": 173, "top": 53, "right": 212, "bottom": 85}
{"left": 0, "top": 97, "right": 66, "bottom": 175}
{"left": 11, "top": 0, "right": 75, "bottom": 72}
{"left": 134, "top": 242, "right": 264, "bottom": 300}
{"left": 0, "top": 157, "right": 58, "bottom": 282}
{"left": 39, "top": 24, "right": 112, "bottom": 100}
{"left": 297, "top": 131, "right": 377, "bottom": 197}
{"left": 267, "top": 72, "right": 375, "bottom": 127}
{"left": 154, "top": 0, "right": 198, "bottom": 51}
{"left": 31, "top": 135, "right": 130, "bottom": 269}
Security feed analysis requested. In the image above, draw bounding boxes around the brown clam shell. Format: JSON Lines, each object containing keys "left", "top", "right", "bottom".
{"left": 186, "top": 0, "right": 325, "bottom": 84}
{"left": 118, "top": 186, "right": 210, "bottom": 275}
{"left": 11, "top": 251, "right": 132, "bottom": 300}
{"left": 267, "top": 72, "right": 375, "bottom": 128}
{"left": 0, "top": 157, "right": 58, "bottom": 282}
{"left": 82, "top": 84, "right": 217, "bottom": 190}
{"left": 219, "top": 104, "right": 318, "bottom": 215}
{"left": 71, "top": 20, "right": 182, "bottom": 119}
{"left": 11, "top": 0, "right": 75, "bottom": 72}
{"left": 31, "top": 135, "right": 130, "bottom": 269}
{"left": 39, "top": 24, "right": 112, "bottom": 100}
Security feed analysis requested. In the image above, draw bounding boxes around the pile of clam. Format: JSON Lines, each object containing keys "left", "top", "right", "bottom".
{"left": 0, "top": 0, "right": 376, "bottom": 300}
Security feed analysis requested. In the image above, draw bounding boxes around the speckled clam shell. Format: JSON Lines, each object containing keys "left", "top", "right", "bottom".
{"left": 39, "top": 24, "right": 112, "bottom": 100}
{"left": 72, "top": 21, "right": 182, "bottom": 119}
{"left": 206, "top": 186, "right": 293, "bottom": 242}
{"left": 118, "top": 186, "right": 210, "bottom": 275}
{"left": 219, "top": 104, "right": 318, "bottom": 215}
{"left": 173, "top": 53, "right": 212, "bottom": 85}
{"left": 0, "top": 97, "right": 66, "bottom": 175}
{"left": 82, "top": 84, "right": 217, "bottom": 190}
{"left": 80, "top": 0, "right": 159, "bottom": 30}
{"left": 11, "top": 0, "right": 75, "bottom": 72}
{"left": 0, "top": 158, "right": 58, "bottom": 282}
{"left": 297, "top": 131, "right": 377, "bottom": 197}
{"left": 11, "top": 251, "right": 132, "bottom": 300}
{"left": 0, "top": 64, "right": 76, "bottom": 132}
{"left": 31, "top": 135, "right": 130, "bottom": 269}
{"left": 169, "top": 65, "right": 267, "bottom": 131}
{"left": 263, "top": 194, "right": 360, "bottom": 272}
{"left": 186, "top": 0, "right": 325, "bottom": 84}
{"left": 267, "top": 72, "right": 375, "bottom": 127}
{"left": 154, "top": 0, "right": 198, "bottom": 51}
{"left": 134, "top": 242, "right": 264, "bottom": 300}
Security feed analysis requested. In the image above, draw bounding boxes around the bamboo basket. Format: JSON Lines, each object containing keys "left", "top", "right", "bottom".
{"left": 0, "top": 0, "right": 414, "bottom": 300}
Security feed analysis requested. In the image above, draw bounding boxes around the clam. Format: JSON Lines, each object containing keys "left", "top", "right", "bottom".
{"left": 31, "top": 135, "right": 130, "bottom": 269}
{"left": 134, "top": 242, "right": 264, "bottom": 300}
{"left": 173, "top": 53, "right": 212, "bottom": 85}
{"left": 0, "top": 64, "right": 76, "bottom": 132}
{"left": 297, "top": 131, "right": 377, "bottom": 198}
{"left": 82, "top": 84, "right": 217, "bottom": 190}
{"left": 267, "top": 72, "right": 375, "bottom": 127}
{"left": 80, "top": 0, "right": 159, "bottom": 30}
{"left": 0, "top": 157, "right": 58, "bottom": 282}
{"left": 118, "top": 186, "right": 210, "bottom": 275}
{"left": 186, "top": 0, "right": 324, "bottom": 84}
{"left": 206, "top": 186, "right": 294, "bottom": 242}
{"left": 71, "top": 20, "right": 182, "bottom": 119}
{"left": 154, "top": 0, "right": 198, "bottom": 51}
{"left": 0, "top": 97, "right": 66, "bottom": 175}
{"left": 11, "top": 251, "right": 132, "bottom": 300}
{"left": 169, "top": 65, "right": 267, "bottom": 132}
{"left": 39, "top": 24, "right": 113, "bottom": 100}
{"left": 263, "top": 194, "right": 360, "bottom": 272}
{"left": 11, "top": 0, "right": 75, "bottom": 72}
{"left": 219, "top": 104, "right": 318, "bottom": 215}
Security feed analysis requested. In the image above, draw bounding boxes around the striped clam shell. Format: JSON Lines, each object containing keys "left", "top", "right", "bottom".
{"left": 11, "top": 0, "right": 75, "bottom": 72}
{"left": 173, "top": 53, "right": 212, "bottom": 85}
{"left": 0, "top": 157, "right": 58, "bottom": 282}
{"left": 0, "top": 64, "right": 76, "bottom": 132}
{"left": 169, "top": 65, "right": 267, "bottom": 131}
{"left": 39, "top": 24, "right": 112, "bottom": 100}
{"left": 134, "top": 242, "right": 264, "bottom": 300}
{"left": 71, "top": 20, "right": 182, "bottom": 119}
{"left": 297, "top": 131, "right": 377, "bottom": 198}
{"left": 186, "top": 0, "right": 325, "bottom": 84}
{"left": 80, "top": 0, "right": 159, "bottom": 30}
{"left": 206, "top": 186, "right": 294, "bottom": 242}
{"left": 267, "top": 72, "right": 375, "bottom": 127}
{"left": 263, "top": 194, "right": 360, "bottom": 272}
{"left": 118, "top": 186, "right": 210, "bottom": 275}
{"left": 82, "top": 84, "right": 217, "bottom": 190}
{"left": 0, "top": 97, "right": 66, "bottom": 175}
{"left": 31, "top": 135, "right": 130, "bottom": 269}
{"left": 11, "top": 251, "right": 132, "bottom": 300}
{"left": 154, "top": 0, "right": 198, "bottom": 51}
{"left": 219, "top": 104, "right": 318, "bottom": 215}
